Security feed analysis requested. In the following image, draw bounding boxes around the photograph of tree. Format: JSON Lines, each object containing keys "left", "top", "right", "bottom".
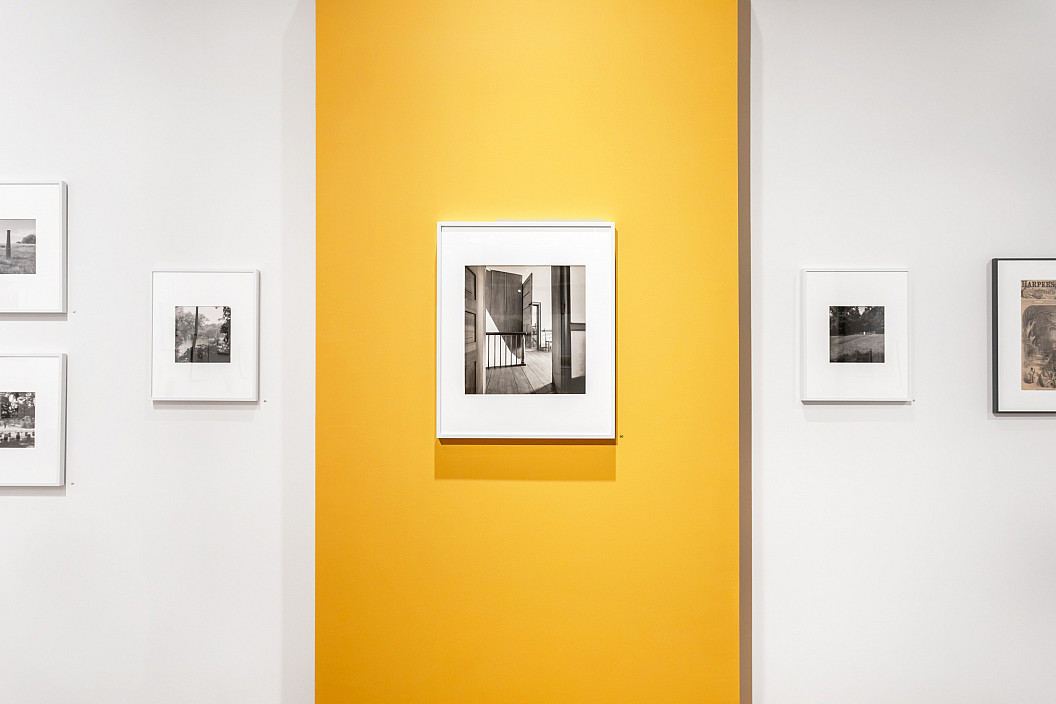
{"left": 175, "top": 305, "right": 231, "bottom": 363}
{"left": 829, "top": 305, "right": 885, "bottom": 363}
{"left": 0, "top": 392, "right": 35, "bottom": 448}
{"left": 1020, "top": 280, "right": 1056, "bottom": 389}
{"left": 0, "top": 219, "right": 36, "bottom": 275}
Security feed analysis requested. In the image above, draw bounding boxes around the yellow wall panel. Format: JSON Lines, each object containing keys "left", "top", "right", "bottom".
{"left": 318, "top": 1, "right": 740, "bottom": 701}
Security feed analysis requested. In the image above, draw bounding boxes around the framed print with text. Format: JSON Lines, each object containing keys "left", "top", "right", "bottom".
{"left": 801, "top": 268, "right": 911, "bottom": 402}
{"left": 991, "top": 258, "right": 1056, "bottom": 413}
{"left": 152, "top": 270, "right": 259, "bottom": 401}
{"left": 437, "top": 221, "right": 616, "bottom": 438}
{"left": 0, "top": 183, "right": 67, "bottom": 313}
{"left": 0, "top": 354, "right": 66, "bottom": 487}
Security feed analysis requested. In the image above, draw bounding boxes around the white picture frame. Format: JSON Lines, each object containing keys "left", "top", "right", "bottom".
{"left": 437, "top": 221, "right": 616, "bottom": 438}
{"left": 151, "top": 270, "right": 260, "bottom": 402}
{"left": 990, "top": 258, "right": 1056, "bottom": 413}
{"left": 0, "top": 354, "right": 66, "bottom": 487}
{"left": 800, "top": 268, "right": 911, "bottom": 402}
{"left": 0, "top": 182, "right": 67, "bottom": 313}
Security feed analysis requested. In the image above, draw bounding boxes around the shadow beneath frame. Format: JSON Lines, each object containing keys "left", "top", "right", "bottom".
{"left": 436, "top": 223, "right": 619, "bottom": 482}
{"left": 801, "top": 400, "right": 913, "bottom": 406}
{"left": 0, "top": 313, "right": 68, "bottom": 322}
{"left": 151, "top": 400, "right": 260, "bottom": 411}
{"left": 0, "top": 485, "right": 66, "bottom": 496}
{"left": 435, "top": 438, "right": 616, "bottom": 480}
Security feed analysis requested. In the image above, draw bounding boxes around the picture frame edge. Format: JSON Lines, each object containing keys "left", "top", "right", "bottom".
{"left": 0, "top": 352, "right": 67, "bottom": 487}
{"left": 799, "top": 267, "right": 911, "bottom": 404}
{"left": 435, "top": 221, "right": 616, "bottom": 440}
{"left": 150, "top": 269, "right": 261, "bottom": 403}
{"left": 0, "top": 181, "right": 68, "bottom": 314}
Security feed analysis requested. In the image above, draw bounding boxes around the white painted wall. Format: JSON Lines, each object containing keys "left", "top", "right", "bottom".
{"left": 753, "top": 2, "right": 1056, "bottom": 702}
{"left": 0, "top": 2, "right": 314, "bottom": 703}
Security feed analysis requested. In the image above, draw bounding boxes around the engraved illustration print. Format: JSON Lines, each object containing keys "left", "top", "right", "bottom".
{"left": 1021, "top": 280, "right": 1056, "bottom": 389}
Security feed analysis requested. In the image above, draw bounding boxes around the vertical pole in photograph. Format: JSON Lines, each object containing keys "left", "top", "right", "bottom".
{"left": 474, "top": 267, "right": 486, "bottom": 390}
{"left": 5, "top": 230, "right": 10, "bottom": 260}
{"left": 552, "top": 265, "right": 572, "bottom": 392}
{"left": 191, "top": 305, "right": 200, "bottom": 363}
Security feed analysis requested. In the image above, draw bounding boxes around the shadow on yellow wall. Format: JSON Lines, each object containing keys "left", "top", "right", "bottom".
{"left": 436, "top": 439, "right": 616, "bottom": 481}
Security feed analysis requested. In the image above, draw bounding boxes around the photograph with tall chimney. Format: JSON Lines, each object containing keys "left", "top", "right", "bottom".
{"left": 464, "top": 265, "right": 586, "bottom": 394}
{"left": 829, "top": 305, "right": 885, "bottom": 363}
{"left": 0, "top": 219, "right": 36, "bottom": 274}
{"left": 1020, "top": 280, "right": 1056, "bottom": 389}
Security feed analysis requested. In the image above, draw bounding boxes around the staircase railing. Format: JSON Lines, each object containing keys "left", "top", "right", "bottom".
{"left": 485, "top": 332, "right": 526, "bottom": 368}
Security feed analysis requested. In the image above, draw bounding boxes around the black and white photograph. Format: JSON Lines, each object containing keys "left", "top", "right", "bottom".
{"left": 829, "top": 305, "right": 885, "bottom": 363}
{"left": 0, "top": 219, "right": 36, "bottom": 275}
{"left": 801, "top": 269, "right": 909, "bottom": 402}
{"left": 175, "top": 305, "right": 231, "bottom": 363}
{"left": 437, "top": 221, "right": 616, "bottom": 438}
{"left": 465, "top": 265, "right": 586, "bottom": 394}
{"left": 152, "top": 270, "right": 259, "bottom": 401}
{"left": 0, "top": 392, "right": 34, "bottom": 448}
{"left": 0, "top": 354, "right": 65, "bottom": 486}
{"left": 0, "top": 183, "right": 66, "bottom": 313}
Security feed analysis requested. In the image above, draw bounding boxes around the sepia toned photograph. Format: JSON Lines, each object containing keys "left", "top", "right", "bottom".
{"left": 464, "top": 265, "right": 586, "bottom": 394}
{"left": 1020, "top": 280, "right": 1056, "bottom": 389}
{"left": 829, "top": 305, "right": 885, "bottom": 363}
{"left": 0, "top": 219, "right": 36, "bottom": 275}
{"left": 175, "top": 305, "right": 231, "bottom": 363}
{"left": 0, "top": 391, "right": 35, "bottom": 448}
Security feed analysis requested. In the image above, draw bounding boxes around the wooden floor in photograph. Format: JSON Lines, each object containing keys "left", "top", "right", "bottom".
{"left": 485, "top": 349, "right": 553, "bottom": 394}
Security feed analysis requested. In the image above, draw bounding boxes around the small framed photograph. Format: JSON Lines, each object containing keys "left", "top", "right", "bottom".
{"left": 151, "top": 270, "right": 259, "bottom": 401}
{"left": 991, "top": 258, "right": 1056, "bottom": 413}
{"left": 0, "top": 354, "right": 66, "bottom": 487}
{"left": 801, "top": 268, "right": 911, "bottom": 402}
{"left": 437, "top": 221, "right": 616, "bottom": 438}
{"left": 0, "top": 183, "right": 67, "bottom": 313}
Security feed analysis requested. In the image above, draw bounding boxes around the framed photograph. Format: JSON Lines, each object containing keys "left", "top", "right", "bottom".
{"left": 437, "top": 221, "right": 616, "bottom": 438}
{"left": 801, "top": 268, "right": 911, "bottom": 402}
{"left": 990, "top": 258, "right": 1056, "bottom": 413}
{"left": 0, "top": 354, "right": 66, "bottom": 487}
{"left": 0, "top": 183, "right": 67, "bottom": 313}
{"left": 151, "top": 270, "right": 259, "bottom": 401}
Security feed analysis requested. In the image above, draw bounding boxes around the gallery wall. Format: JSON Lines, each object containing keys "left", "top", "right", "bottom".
{"left": 317, "top": 0, "right": 741, "bottom": 702}
{"left": 753, "top": 1, "right": 1056, "bottom": 701}
{"left": 0, "top": 2, "right": 314, "bottom": 703}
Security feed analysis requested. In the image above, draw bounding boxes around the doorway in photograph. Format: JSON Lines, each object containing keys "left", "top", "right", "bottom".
{"left": 175, "top": 305, "right": 232, "bottom": 363}
{"left": 0, "top": 219, "right": 36, "bottom": 275}
{"left": 0, "top": 391, "right": 35, "bottom": 448}
{"left": 465, "top": 265, "right": 586, "bottom": 394}
{"left": 829, "top": 305, "right": 885, "bottom": 363}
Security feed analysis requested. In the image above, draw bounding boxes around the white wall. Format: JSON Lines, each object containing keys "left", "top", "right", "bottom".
{"left": 0, "top": 2, "right": 314, "bottom": 703}
{"left": 753, "top": 2, "right": 1056, "bottom": 702}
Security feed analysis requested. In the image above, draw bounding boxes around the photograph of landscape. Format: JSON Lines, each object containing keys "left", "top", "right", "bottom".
{"left": 175, "top": 305, "right": 232, "bottom": 363}
{"left": 829, "top": 305, "right": 885, "bottom": 363}
{"left": 0, "top": 219, "right": 36, "bottom": 275}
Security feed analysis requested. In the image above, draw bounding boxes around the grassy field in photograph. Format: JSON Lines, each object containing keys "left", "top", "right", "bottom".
{"left": 830, "top": 332, "right": 885, "bottom": 363}
{"left": 0, "top": 244, "right": 36, "bottom": 274}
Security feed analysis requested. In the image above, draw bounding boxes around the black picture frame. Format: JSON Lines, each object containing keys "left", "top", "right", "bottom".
{"left": 992, "top": 257, "right": 1056, "bottom": 414}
